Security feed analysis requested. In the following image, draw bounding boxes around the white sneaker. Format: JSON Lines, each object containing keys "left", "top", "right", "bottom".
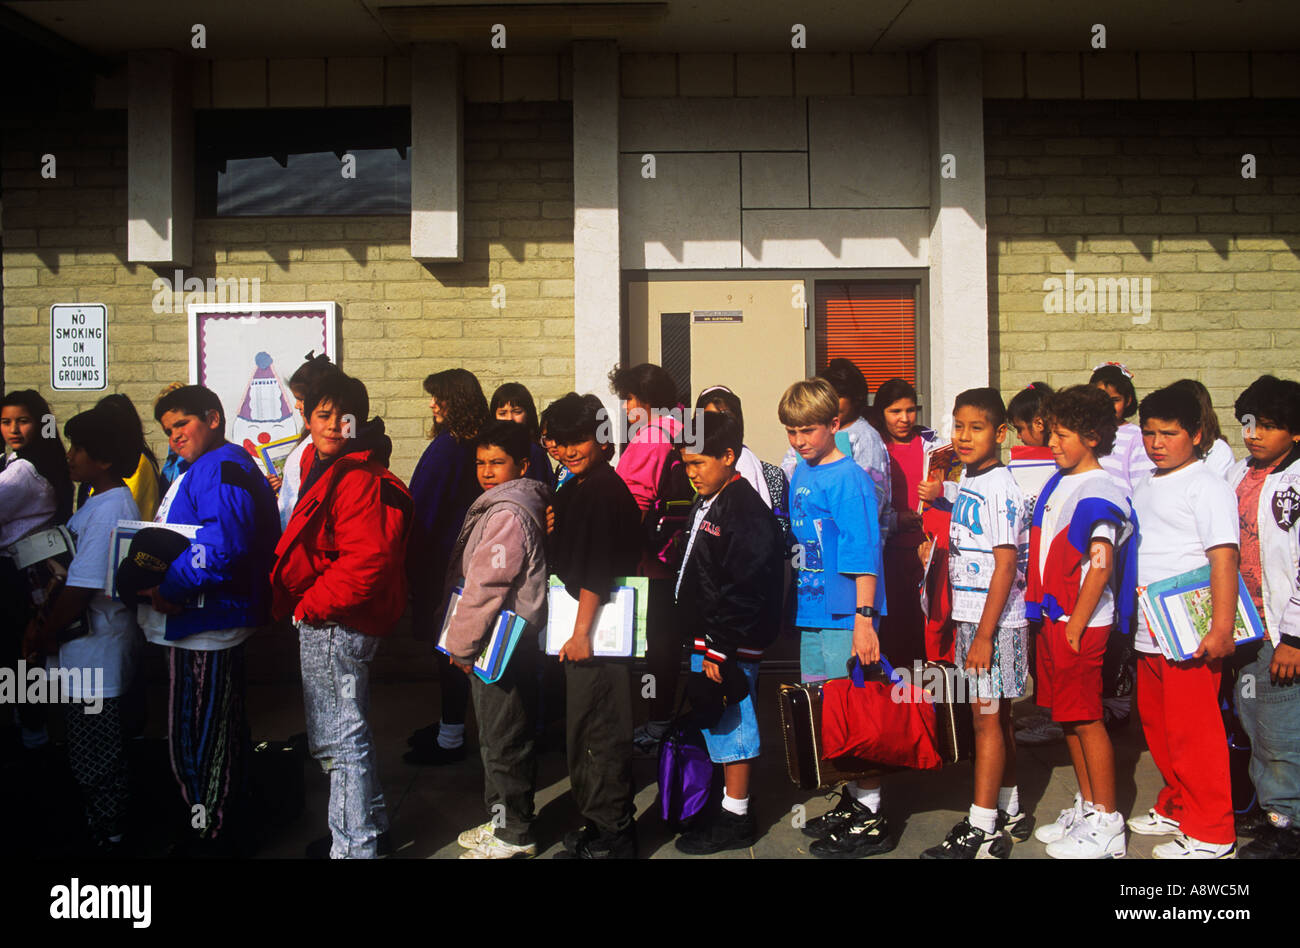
{"left": 458, "top": 836, "right": 537, "bottom": 859}
{"left": 1034, "top": 793, "right": 1084, "bottom": 844}
{"left": 456, "top": 821, "right": 496, "bottom": 849}
{"left": 1045, "top": 810, "right": 1126, "bottom": 859}
{"left": 1152, "top": 835, "right": 1236, "bottom": 859}
{"left": 1127, "top": 808, "right": 1181, "bottom": 836}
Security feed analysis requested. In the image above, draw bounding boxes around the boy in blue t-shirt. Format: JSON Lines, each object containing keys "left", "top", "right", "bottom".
{"left": 779, "top": 378, "right": 890, "bottom": 859}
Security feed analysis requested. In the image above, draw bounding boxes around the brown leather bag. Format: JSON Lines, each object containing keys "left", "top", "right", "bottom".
{"left": 777, "top": 681, "right": 895, "bottom": 791}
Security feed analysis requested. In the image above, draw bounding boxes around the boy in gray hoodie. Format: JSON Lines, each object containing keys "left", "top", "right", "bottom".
{"left": 444, "top": 420, "right": 550, "bottom": 858}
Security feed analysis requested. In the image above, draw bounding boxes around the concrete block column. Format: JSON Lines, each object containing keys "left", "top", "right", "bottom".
{"left": 127, "top": 50, "right": 193, "bottom": 266}
{"left": 572, "top": 40, "right": 621, "bottom": 429}
{"left": 411, "top": 43, "right": 463, "bottom": 261}
{"left": 926, "top": 40, "right": 988, "bottom": 431}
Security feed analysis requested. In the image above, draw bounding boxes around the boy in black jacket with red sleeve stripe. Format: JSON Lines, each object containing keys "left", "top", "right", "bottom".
{"left": 673, "top": 411, "right": 785, "bottom": 854}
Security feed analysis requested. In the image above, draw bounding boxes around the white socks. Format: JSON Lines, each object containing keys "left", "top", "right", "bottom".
{"left": 436, "top": 722, "right": 466, "bottom": 750}
{"left": 847, "top": 782, "right": 882, "bottom": 813}
{"left": 722, "top": 792, "right": 749, "bottom": 816}
{"left": 969, "top": 804, "right": 999, "bottom": 834}
{"left": 998, "top": 785, "right": 1020, "bottom": 817}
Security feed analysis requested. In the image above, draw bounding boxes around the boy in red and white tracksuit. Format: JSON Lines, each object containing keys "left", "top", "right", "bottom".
{"left": 271, "top": 374, "right": 411, "bottom": 859}
{"left": 1025, "top": 385, "right": 1137, "bottom": 858}
{"left": 1129, "top": 385, "right": 1239, "bottom": 859}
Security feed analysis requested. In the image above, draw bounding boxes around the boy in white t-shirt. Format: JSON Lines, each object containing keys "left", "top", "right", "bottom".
{"left": 1129, "top": 385, "right": 1240, "bottom": 859}
{"left": 1025, "top": 386, "right": 1136, "bottom": 858}
{"left": 24, "top": 407, "right": 141, "bottom": 854}
{"left": 917, "top": 388, "right": 1029, "bottom": 859}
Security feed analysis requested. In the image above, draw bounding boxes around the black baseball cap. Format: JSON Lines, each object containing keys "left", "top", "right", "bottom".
{"left": 114, "top": 528, "right": 192, "bottom": 607}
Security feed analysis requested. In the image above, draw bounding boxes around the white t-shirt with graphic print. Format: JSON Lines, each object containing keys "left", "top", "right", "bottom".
{"left": 946, "top": 464, "right": 1029, "bottom": 628}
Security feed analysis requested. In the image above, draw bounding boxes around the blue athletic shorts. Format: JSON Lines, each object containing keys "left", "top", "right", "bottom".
{"left": 690, "top": 652, "right": 761, "bottom": 764}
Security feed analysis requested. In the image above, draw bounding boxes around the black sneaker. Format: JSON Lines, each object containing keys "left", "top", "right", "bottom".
{"left": 402, "top": 742, "right": 467, "bottom": 766}
{"left": 996, "top": 809, "right": 1036, "bottom": 842}
{"left": 407, "top": 722, "right": 440, "bottom": 749}
{"left": 920, "top": 818, "right": 1012, "bottom": 859}
{"left": 802, "top": 788, "right": 867, "bottom": 840}
{"left": 561, "top": 823, "right": 599, "bottom": 855}
{"left": 676, "top": 808, "right": 757, "bottom": 855}
{"left": 808, "top": 806, "right": 895, "bottom": 859}
{"left": 1235, "top": 807, "right": 1271, "bottom": 837}
{"left": 1238, "top": 821, "right": 1300, "bottom": 859}
{"left": 554, "top": 824, "right": 637, "bottom": 859}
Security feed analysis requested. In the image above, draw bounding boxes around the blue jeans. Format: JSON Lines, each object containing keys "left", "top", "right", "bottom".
{"left": 299, "top": 621, "right": 389, "bottom": 858}
{"left": 1237, "top": 639, "right": 1300, "bottom": 822}
{"left": 690, "top": 652, "right": 761, "bottom": 763}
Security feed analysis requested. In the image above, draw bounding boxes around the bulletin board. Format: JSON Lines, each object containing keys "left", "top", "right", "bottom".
{"left": 187, "top": 302, "right": 339, "bottom": 461}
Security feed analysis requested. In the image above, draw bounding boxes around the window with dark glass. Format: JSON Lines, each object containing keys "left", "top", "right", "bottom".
{"left": 195, "top": 108, "right": 411, "bottom": 216}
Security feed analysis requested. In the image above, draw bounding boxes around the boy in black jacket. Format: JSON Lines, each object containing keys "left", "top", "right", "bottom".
{"left": 673, "top": 411, "right": 785, "bottom": 853}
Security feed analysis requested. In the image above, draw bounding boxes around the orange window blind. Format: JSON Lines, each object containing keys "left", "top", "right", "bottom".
{"left": 814, "top": 282, "right": 916, "bottom": 390}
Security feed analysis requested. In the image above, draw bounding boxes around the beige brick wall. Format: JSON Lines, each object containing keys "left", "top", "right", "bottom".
{"left": 986, "top": 99, "right": 1300, "bottom": 453}
{"left": 2, "top": 102, "right": 574, "bottom": 484}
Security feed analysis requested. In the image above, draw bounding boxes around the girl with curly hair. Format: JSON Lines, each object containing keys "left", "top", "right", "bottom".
{"left": 406, "top": 368, "right": 489, "bottom": 764}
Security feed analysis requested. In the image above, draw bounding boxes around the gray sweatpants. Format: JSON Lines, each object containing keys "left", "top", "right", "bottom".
{"left": 469, "top": 641, "right": 539, "bottom": 845}
{"left": 299, "top": 621, "right": 389, "bottom": 858}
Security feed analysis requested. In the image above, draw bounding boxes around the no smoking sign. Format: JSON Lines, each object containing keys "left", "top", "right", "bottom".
{"left": 50, "top": 303, "right": 107, "bottom": 391}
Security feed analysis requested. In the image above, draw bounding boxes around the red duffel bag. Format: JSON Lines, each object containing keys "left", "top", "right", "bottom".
{"left": 821, "top": 656, "right": 944, "bottom": 770}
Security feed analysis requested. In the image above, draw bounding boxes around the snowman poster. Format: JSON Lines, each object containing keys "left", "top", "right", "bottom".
{"left": 187, "top": 302, "right": 338, "bottom": 469}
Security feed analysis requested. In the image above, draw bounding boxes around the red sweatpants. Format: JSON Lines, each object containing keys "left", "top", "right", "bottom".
{"left": 1135, "top": 653, "right": 1235, "bottom": 845}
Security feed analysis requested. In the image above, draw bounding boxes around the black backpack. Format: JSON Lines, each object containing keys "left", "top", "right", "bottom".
{"left": 644, "top": 447, "right": 696, "bottom": 571}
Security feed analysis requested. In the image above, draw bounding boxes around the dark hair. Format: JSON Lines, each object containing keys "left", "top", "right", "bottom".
{"left": 289, "top": 351, "right": 338, "bottom": 395}
{"left": 1138, "top": 385, "right": 1203, "bottom": 443}
{"left": 65, "top": 408, "right": 139, "bottom": 480}
{"left": 818, "top": 358, "right": 871, "bottom": 419}
{"left": 1043, "top": 385, "right": 1118, "bottom": 458}
{"left": 953, "top": 387, "right": 1007, "bottom": 428}
{"left": 1235, "top": 375, "right": 1300, "bottom": 434}
{"left": 692, "top": 410, "right": 743, "bottom": 461}
{"left": 1170, "top": 379, "right": 1222, "bottom": 446}
{"left": 154, "top": 384, "right": 226, "bottom": 431}
{"left": 608, "top": 363, "right": 679, "bottom": 413}
{"left": 2, "top": 389, "right": 73, "bottom": 524}
{"left": 543, "top": 392, "right": 606, "bottom": 446}
{"left": 475, "top": 418, "right": 532, "bottom": 467}
{"left": 695, "top": 385, "right": 745, "bottom": 441}
{"left": 1090, "top": 364, "right": 1138, "bottom": 419}
{"left": 1007, "top": 382, "right": 1054, "bottom": 427}
{"left": 490, "top": 382, "right": 541, "bottom": 441}
{"left": 423, "top": 368, "right": 488, "bottom": 442}
{"left": 96, "top": 392, "right": 158, "bottom": 475}
{"left": 874, "top": 377, "right": 918, "bottom": 411}
{"left": 305, "top": 373, "right": 369, "bottom": 422}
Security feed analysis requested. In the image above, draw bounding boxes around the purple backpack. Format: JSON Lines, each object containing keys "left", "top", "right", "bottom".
{"left": 657, "top": 722, "right": 716, "bottom": 828}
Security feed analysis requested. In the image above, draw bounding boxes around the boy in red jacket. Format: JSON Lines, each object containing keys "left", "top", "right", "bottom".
{"left": 271, "top": 373, "right": 413, "bottom": 859}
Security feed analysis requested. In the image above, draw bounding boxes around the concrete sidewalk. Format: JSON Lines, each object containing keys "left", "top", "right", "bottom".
{"left": 2, "top": 632, "right": 1181, "bottom": 860}
{"left": 241, "top": 642, "right": 1173, "bottom": 861}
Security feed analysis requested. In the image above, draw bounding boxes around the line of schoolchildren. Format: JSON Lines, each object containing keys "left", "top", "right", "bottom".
{"left": 3, "top": 355, "right": 1297, "bottom": 861}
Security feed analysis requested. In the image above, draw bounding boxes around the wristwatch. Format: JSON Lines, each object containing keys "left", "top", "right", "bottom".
{"left": 856, "top": 606, "right": 878, "bottom": 619}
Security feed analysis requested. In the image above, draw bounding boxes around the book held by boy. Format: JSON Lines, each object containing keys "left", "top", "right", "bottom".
{"left": 918, "top": 440, "right": 958, "bottom": 513}
{"left": 544, "top": 576, "right": 649, "bottom": 658}
{"left": 434, "top": 586, "right": 527, "bottom": 685}
{"left": 1138, "top": 564, "right": 1265, "bottom": 662}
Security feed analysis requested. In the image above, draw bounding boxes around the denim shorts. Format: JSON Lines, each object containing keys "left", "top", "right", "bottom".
{"left": 690, "top": 652, "right": 761, "bottom": 764}
{"left": 799, "top": 627, "right": 854, "bottom": 684}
